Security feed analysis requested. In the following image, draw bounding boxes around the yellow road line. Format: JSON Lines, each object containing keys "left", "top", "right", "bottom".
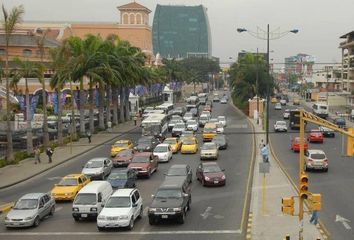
{"left": 0, "top": 202, "right": 14, "bottom": 214}
{"left": 269, "top": 139, "right": 331, "bottom": 239}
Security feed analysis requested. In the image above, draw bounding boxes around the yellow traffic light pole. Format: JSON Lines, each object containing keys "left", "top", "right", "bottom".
{"left": 299, "top": 109, "right": 305, "bottom": 240}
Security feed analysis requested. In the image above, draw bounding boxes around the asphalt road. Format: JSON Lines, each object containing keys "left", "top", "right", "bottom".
{"left": 0, "top": 97, "right": 254, "bottom": 240}
{"left": 269, "top": 100, "right": 354, "bottom": 240}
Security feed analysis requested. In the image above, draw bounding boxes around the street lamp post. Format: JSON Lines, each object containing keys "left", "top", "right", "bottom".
{"left": 237, "top": 25, "right": 299, "bottom": 144}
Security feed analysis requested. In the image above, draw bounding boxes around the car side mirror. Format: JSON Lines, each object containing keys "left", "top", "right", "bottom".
{"left": 98, "top": 196, "right": 102, "bottom": 202}
{"left": 39, "top": 203, "right": 44, "bottom": 209}
{"left": 222, "top": 169, "right": 225, "bottom": 172}
{"left": 101, "top": 203, "right": 104, "bottom": 208}
{"left": 183, "top": 193, "right": 189, "bottom": 198}
{"left": 151, "top": 194, "right": 155, "bottom": 198}
{"left": 132, "top": 203, "right": 138, "bottom": 207}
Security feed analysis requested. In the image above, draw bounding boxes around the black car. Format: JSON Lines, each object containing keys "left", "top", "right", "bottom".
{"left": 134, "top": 136, "right": 160, "bottom": 152}
{"left": 148, "top": 177, "right": 191, "bottom": 225}
{"left": 318, "top": 126, "right": 335, "bottom": 138}
{"left": 199, "top": 97, "right": 207, "bottom": 105}
{"left": 212, "top": 134, "right": 228, "bottom": 150}
{"left": 165, "top": 164, "right": 193, "bottom": 184}
{"left": 333, "top": 117, "right": 346, "bottom": 129}
{"left": 107, "top": 169, "right": 137, "bottom": 189}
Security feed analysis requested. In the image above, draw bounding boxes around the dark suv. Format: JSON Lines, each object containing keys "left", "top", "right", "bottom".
{"left": 148, "top": 177, "right": 191, "bottom": 225}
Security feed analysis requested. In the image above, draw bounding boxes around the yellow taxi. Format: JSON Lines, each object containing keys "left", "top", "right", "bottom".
{"left": 163, "top": 137, "right": 182, "bottom": 153}
{"left": 51, "top": 174, "right": 90, "bottom": 201}
{"left": 111, "top": 139, "right": 133, "bottom": 157}
{"left": 271, "top": 97, "right": 278, "bottom": 103}
{"left": 181, "top": 137, "right": 199, "bottom": 154}
{"left": 203, "top": 123, "right": 217, "bottom": 142}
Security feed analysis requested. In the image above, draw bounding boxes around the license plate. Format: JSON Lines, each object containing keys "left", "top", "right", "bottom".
{"left": 81, "top": 214, "right": 88, "bottom": 217}
{"left": 214, "top": 181, "right": 219, "bottom": 184}
{"left": 161, "top": 215, "right": 168, "bottom": 219}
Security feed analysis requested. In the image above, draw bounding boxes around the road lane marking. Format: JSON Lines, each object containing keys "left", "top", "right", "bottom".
{"left": 55, "top": 207, "right": 63, "bottom": 212}
{"left": 335, "top": 214, "right": 352, "bottom": 230}
{"left": 0, "top": 230, "right": 242, "bottom": 236}
{"left": 200, "top": 206, "right": 212, "bottom": 219}
{"left": 143, "top": 206, "right": 149, "bottom": 216}
{"left": 47, "top": 177, "right": 63, "bottom": 181}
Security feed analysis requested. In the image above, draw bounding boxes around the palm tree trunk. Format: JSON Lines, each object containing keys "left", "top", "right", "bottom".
{"left": 57, "top": 89, "right": 63, "bottom": 145}
{"left": 42, "top": 80, "right": 49, "bottom": 150}
{"left": 25, "top": 79, "right": 33, "bottom": 155}
{"left": 89, "top": 80, "right": 94, "bottom": 133}
{"left": 124, "top": 87, "right": 130, "bottom": 121}
{"left": 79, "top": 79, "right": 85, "bottom": 136}
{"left": 106, "top": 84, "right": 112, "bottom": 127}
{"left": 5, "top": 44, "right": 14, "bottom": 162}
{"left": 70, "top": 81, "right": 77, "bottom": 139}
{"left": 112, "top": 87, "right": 118, "bottom": 125}
{"left": 119, "top": 88, "right": 125, "bottom": 123}
{"left": 98, "top": 82, "right": 105, "bottom": 130}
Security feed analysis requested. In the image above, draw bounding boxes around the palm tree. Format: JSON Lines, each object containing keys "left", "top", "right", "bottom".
{"left": 10, "top": 58, "right": 41, "bottom": 154}
{"left": 1, "top": 4, "right": 24, "bottom": 162}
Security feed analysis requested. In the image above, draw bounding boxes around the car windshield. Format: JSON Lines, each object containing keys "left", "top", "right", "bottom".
{"left": 204, "top": 127, "right": 216, "bottom": 133}
{"left": 108, "top": 172, "right": 128, "bottom": 180}
{"left": 187, "top": 120, "right": 196, "bottom": 125}
{"left": 155, "top": 189, "right": 182, "bottom": 199}
{"left": 74, "top": 193, "right": 96, "bottom": 205}
{"left": 185, "top": 113, "right": 192, "bottom": 117}
{"left": 210, "top": 119, "right": 218, "bottom": 122}
{"left": 117, "top": 150, "right": 132, "bottom": 157}
{"left": 14, "top": 199, "right": 38, "bottom": 210}
{"left": 200, "top": 116, "right": 208, "bottom": 120}
{"left": 167, "top": 168, "right": 186, "bottom": 176}
{"left": 216, "top": 123, "right": 223, "bottom": 128}
{"left": 154, "top": 146, "right": 168, "bottom": 152}
{"left": 105, "top": 197, "right": 131, "bottom": 208}
{"left": 213, "top": 136, "right": 225, "bottom": 143}
{"left": 170, "top": 119, "right": 181, "bottom": 124}
{"left": 218, "top": 117, "right": 225, "bottom": 121}
{"left": 132, "top": 156, "right": 149, "bottom": 163}
{"left": 58, "top": 178, "right": 78, "bottom": 186}
{"left": 183, "top": 139, "right": 195, "bottom": 145}
{"left": 311, "top": 153, "right": 326, "bottom": 159}
{"left": 202, "top": 144, "right": 216, "bottom": 150}
{"left": 85, "top": 161, "right": 103, "bottom": 168}
{"left": 164, "top": 139, "right": 176, "bottom": 144}
{"left": 336, "top": 119, "right": 345, "bottom": 124}
{"left": 138, "top": 138, "right": 151, "bottom": 144}
{"left": 204, "top": 165, "right": 222, "bottom": 173}
{"left": 277, "top": 122, "right": 286, "bottom": 126}
{"left": 113, "top": 143, "right": 127, "bottom": 147}
{"left": 175, "top": 124, "right": 185, "bottom": 128}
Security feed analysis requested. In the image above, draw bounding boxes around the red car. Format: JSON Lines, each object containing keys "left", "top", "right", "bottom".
{"left": 128, "top": 152, "right": 158, "bottom": 178}
{"left": 196, "top": 162, "right": 225, "bottom": 186}
{"left": 291, "top": 137, "right": 308, "bottom": 152}
{"left": 112, "top": 149, "right": 134, "bottom": 167}
{"left": 307, "top": 130, "right": 324, "bottom": 143}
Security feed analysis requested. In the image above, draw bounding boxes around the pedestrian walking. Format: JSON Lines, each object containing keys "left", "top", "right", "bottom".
{"left": 86, "top": 130, "right": 92, "bottom": 143}
{"left": 34, "top": 147, "right": 41, "bottom": 164}
{"left": 133, "top": 115, "right": 138, "bottom": 126}
{"left": 261, "top": 144, "right": 269, "bottom": 163}
{"left": 46, "top": 147, "right": 53, "bottom": 163}
{"left": 310, "top": 210, "right": 318, "bottom": 225}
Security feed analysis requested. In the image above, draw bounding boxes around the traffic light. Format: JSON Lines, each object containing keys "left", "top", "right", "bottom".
{"left": 309, "top": 193, "right": 322, "bottom": 211}
{"left": 281, "top": 197, "right": 294, "bottom": 215}
{"left": 346, "top": 128, "right": 354, "bottom": 156}
{"left": 299, "top": 173, "right": 309, "bottom": 200}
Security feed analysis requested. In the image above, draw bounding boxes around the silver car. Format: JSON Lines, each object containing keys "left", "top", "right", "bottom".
{"left": 5, "top": 193, "right": 55, "bottom": 228}
{"left": 200, "top": 142, "right": 219, "bottom": 160}
{"left": 82, "top": 158, "right": 113, "bottom": 180}
{"left": 304, "top": 149, "right": 328, "bottom": 172}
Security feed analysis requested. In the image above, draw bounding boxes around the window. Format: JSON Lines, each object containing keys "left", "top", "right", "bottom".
{"left": 134, "top": 190, "right": 140, "bottom": 201}
{"left": 43, "top": 194, "right": 50, "bottom": 203}
{"left": 23, "top": 49, "right": 32, "bottom": 57}
{"left": 78, "top": 178, "right": 83, "bottom": 184}
{"left": 131, "top": 195, "right": 137, "bottom": 204}
{"left": 0, "top": 49, "right": 5, "bottom": 56}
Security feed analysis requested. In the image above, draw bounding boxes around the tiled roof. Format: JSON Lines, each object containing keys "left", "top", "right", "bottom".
{"left": 118, "top": 2, "right": 151, "bottom": 13}
{"left": 0, "top": 33, "right": 60, "bottom": 48}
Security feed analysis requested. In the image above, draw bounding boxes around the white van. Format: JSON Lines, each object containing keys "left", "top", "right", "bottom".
{"left": 72, "top": 181, "right": 113, "bottom": 221}
{"left": 312, "top": 102, "right": 328, "bottom": 119}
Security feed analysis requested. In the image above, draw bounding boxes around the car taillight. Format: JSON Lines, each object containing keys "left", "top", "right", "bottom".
{"left": 308, "top": 159, "right": 313, "bottom": 164}
{"left": 324, "top": 159, "right": 328, "bottom": 165}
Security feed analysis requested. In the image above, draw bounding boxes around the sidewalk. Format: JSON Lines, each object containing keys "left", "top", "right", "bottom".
{"left": 0, "top": 120, "right": 139, "bottom": 190}
{"left": 248, "top": 118, "right": 326, "bottom": 240}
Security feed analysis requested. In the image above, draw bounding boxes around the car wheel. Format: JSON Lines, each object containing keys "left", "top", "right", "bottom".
{"left": 324, "top": 168, "right": 328, "bottom": 172}
{"left": 97, "top": 227, "right": 104, "bottom": 232}
{"left": 147, "top": 169, "right": 151, "bottom": 178}
{"left": 33, "top": 216, "right": 40, "bottom": 227}
{"left": 138, "top": 206, "right": 143, "bottom": 219}
{"left": 178, "top": 211, "right": 186, "bottom": 224}
{"left": 187, "top": 201, "right": 191, "bottom": 211}
{"left": 127, "top": 217, "right": 134, "bottom": 230}
{"left": 73, "top": 216, "right": 80, "bottom": 222}
{"left": 49, "top": 205, "right": 55, "bottom": 216}
{"left": 149, "top": 217, "right": 156, "bottom": 225}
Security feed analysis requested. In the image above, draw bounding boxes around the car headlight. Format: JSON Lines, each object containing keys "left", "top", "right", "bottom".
{"left": 173, "top": 207, "right": 182, "bottom": 212}
{"left": 90, "top": 207, "right": 97, "bottom": 212}
{"left": 97, "top": 215, "right": 106, "bottom": 220}
{"left": 149, "top": 208, "right": 157, "bottom": 212}
{"left": 205, "top": 176, "right": 210, "bottom": 181}
{"left": 221, "top": 175, "right": 226, "bottom": 180}
{"left": 119, "top": 215, "right": 129, "bottom": 220}
{"left": 147, "top": 146, "right": 150, "bottom": 149}
{"left": 72, "top": 207, "right": 79, "bottom": 212}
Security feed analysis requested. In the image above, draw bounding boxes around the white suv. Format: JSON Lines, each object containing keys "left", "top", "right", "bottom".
{"left": 304, "top": 149, "right": 328, "bottom": 172}
{"left": 97, "top": 188, "right": 143, "bottom": 231}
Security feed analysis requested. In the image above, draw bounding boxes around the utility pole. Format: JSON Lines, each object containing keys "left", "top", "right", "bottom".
{"left": 256, "top": 48, "right": 260, "bottom": 125}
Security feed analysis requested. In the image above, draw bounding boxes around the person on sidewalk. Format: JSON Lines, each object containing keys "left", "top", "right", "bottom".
{"left": 86, "top": 130, "right": 92, "bottom": 143}
{"left": 133, "top": 115, "right": 138, "bottom": 126}
{"left": 310, "top": 210, "right": 319, "bottom": 225}
{"left": 34, "top": 147, "right": 41, "bottom": 164}
{"left": 261, "top": 144, "right": 269, "bottom": 163}
{"left": 46, "top": 147, "right": 53, "bottom": 163}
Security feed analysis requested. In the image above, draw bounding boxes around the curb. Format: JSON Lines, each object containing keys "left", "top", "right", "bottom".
{"left": 269, "top": 139, "right": 331, "bottom": 240}
{"left": 0, "top": 202, "right": 14, "bottom": 215}
{"left": 0, "top": 124, "right": 139, "bottom": 190}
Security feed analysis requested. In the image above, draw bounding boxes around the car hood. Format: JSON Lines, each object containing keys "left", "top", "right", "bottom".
{"left": 172, "top": 128, "right": 184, "bottom": 131}
{"left": 100, "top": 207, "right": 131, "bottom": 217}
{"left": 150, "top": 198, "right": 184, "bottom": 208}
{"left": 52, "top": 185, "right": 78, "bottom": 194}
{"left": 205, "top": 172, "right": 224, "bottom": 178}
{"left": 135, "top": 144, "right": 151, "bottom": 149}
{"left": 82, "top": 167, "right": 103, "bottom": 174}
{"left": 201, "top": 149, "right": 217, "bottom": 154}
{"left": 154, "top": 152, "right": 168, "bottom": 157}
{"left": 113, "top": 156, "right": 131, "bottom": 162}
{"left": 129, "top": 162, "right": 149, "bottom": 168}
{"left": 107, "top": 179, "right": 127, "bottom": 187}
{"left": 7, "top": 208, "right": 38, "bottom": 219}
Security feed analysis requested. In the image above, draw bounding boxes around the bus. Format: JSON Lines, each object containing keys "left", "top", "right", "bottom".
{"left": 312, "top": 102, "right": 328, "bottom": 119}
{"left": 141, "top": 113, "right": 168, "bottom": 139}
{"left": 289, "top": 109, "right": 300, "bottom": 130}
{"left": 155, "top": 103, "right": 174, "bottom": 117}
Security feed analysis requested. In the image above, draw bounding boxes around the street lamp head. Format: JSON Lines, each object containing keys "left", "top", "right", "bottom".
{"left": 237, "top": 28, "right": 247, "bottom": 33}
{"left": 290, "top": 29, "right": 299, "bottom": 34}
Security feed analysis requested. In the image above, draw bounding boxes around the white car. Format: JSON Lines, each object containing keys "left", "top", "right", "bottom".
{"left": 183, "top": 112, "right": 194, "bottom": 122}
{"left": 97, "top": 188, "right": 143, "bottom": 231}
{"left": 304, "top": 149, "right": 328, "bottom": 172}
{"left": 82, "top": 158, "right": 113, "bottom": 180}
{"left": 274, "top": 121, "right": 288, "bottom": 132}
{"left": 153, "top": 143, "right": 172, "bottom": 162}
{"left": 274, "top": 103, "right": 282, "bottom": 110}
{"left": 280, "top": 99, "right": 287, "bottom": 106}
{"left": 209, "top": 118, "right": 219, "bottom": 124}
{"left": 216, "top": 123, "right": 224, "bottom": 133}
{"left": 283, "top": 109, "right": 290, "bottom": 119}
{"left": 200, "top": 142, "right": 219, "bottom": 160}
{"left": 218, "top": 116, "right": 226, "bottom": 127}
{"left": 186, "top": 119, "right": 198, "bottom": 132}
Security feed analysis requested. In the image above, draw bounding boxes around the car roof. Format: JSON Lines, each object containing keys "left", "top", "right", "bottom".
{"left": 160, "top": 177, "right": 186, "bottom": 189}
{"left": 115, "top": 140, "right": 129, "bottom": 143}
{"left": 156, "top": 143, "right": 170, "bottom": 147}
{"left": 88, "top": 157, "right": 107, "bottom": 162}
{"left": 134, "top": 152, "right": 152, "bottom": 156}
{"left": 64, "top": 174, "right": 84, "bottom": 179}
{"left": 111, "top": 188, "right": 136, "bottom": 197}
{"left": 307, "top": 149, "right": 325, "bottom": 154}
{"left": 110, "top": 169, "right": 129, "bottom": 173}
{"left": 202, "top": 162, "right": 219, "bottom": 167}
{"left": 204, "top": 142, "right": 216, "bottom": 145}
{"left": 20, "top": 193, "right": 46, "bottom": 199}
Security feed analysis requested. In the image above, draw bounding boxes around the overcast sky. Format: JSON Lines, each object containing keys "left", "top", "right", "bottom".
{"left": 2, "top": 0, "right": 354, "bottom": 69}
